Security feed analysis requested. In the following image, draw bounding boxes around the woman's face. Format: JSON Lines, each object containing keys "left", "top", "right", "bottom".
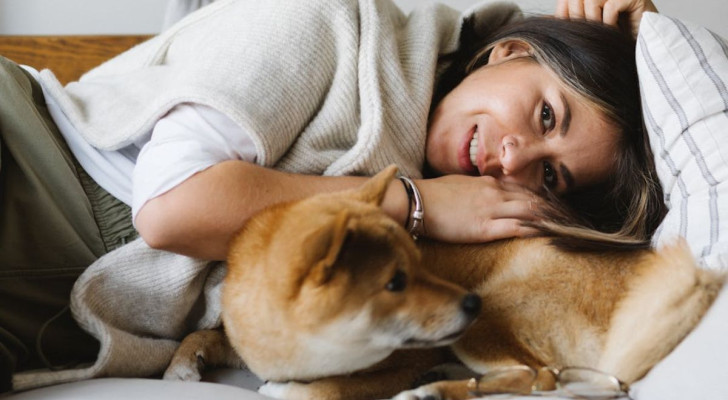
{"left": 426, "top": 41, "right": 619, "bottom": 195}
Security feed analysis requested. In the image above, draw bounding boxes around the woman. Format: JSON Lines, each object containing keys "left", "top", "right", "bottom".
{"left": 133, "top": 0, "right": 663, "bottom": 260}
{"left": 0, "top": 0, "right": 661, "bottom": 391}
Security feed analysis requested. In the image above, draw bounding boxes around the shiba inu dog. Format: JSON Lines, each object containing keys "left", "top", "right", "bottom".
{"left": 164, "top": 165, "right": 725, "bottom": 400}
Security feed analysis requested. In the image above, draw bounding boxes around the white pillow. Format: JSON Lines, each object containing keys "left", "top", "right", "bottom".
{"left": 637, "top": 12, "right": 728, "bottom": 270}
{"left": 632, "top": 12, "right": 728, "bottom": 400}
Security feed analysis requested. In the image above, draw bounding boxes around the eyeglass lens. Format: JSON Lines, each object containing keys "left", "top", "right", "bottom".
{"left": 471, "top": 366, "right": 628, "bottom": 399}
{"left": 558, "top": 368, "right": 626, "bottom": 399}
{"left": 473, "top": 366, "right": 536, "bottom": 395}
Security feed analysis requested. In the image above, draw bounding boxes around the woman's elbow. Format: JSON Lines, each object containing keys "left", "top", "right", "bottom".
{"left": 135, "top": 199, "right": 177, "bottom": 251}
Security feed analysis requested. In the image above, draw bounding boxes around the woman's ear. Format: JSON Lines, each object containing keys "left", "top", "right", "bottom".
{"left": 488, "top": 40, "right": 532, "bottom": 65}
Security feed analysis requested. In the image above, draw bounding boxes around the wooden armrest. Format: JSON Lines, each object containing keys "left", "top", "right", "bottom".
{"left": 0, "top": 35, "right": 152, "bottom": 85}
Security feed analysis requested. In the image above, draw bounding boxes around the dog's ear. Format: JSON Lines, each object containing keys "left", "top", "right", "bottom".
{"left": 350, "top": 164, "right": 399, "bottom": 206}
{"left": 305, "top": 209, "right": 353, "bottom": 285}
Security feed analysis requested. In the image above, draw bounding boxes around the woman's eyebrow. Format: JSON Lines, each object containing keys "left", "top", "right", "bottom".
{"left": 559, "top": 93, "right": 572, "bottom": 138}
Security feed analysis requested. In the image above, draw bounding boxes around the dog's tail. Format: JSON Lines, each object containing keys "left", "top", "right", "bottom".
{"left": 596, "top": 239, "right": 726, "bottom": 383}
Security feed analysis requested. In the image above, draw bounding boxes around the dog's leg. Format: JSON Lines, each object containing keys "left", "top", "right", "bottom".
{"left": 259, "top": 349, "right": 448, "bottom": 400}
{"left": 164, "top": 329, "right": 245, "bottom": 381}
{"left": 391, "top": 366, "right": 555, "bottom": 400}
{"left": 260, "top": 370, "right": 427, "bottom": 400}
{"left": 391, "top": 352, "right": 556, "bottom": 400}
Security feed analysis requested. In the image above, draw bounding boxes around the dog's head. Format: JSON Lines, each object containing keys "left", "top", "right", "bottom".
{"left": 222, "top": 165, "right": 480, "bottom": 381}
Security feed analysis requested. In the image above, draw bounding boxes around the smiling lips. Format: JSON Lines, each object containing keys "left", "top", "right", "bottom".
{"left": 469, "top": 131, "right": 478, "bottom": 169}
{"left": 459, "top": 126, "right": 480, "bottom": 175}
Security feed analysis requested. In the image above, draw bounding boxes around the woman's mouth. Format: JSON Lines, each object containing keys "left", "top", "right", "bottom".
{"left": 469, "top": 130, "right": 478, "bottom": 170}
{"left": 459, "top": 126, "right": 479, "bottom": 175}
{"left": 459, "top": 125, "right": 480, "bottom": 175}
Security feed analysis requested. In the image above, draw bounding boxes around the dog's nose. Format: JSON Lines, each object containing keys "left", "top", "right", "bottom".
{"left": 460, "top": 293, "right": 482, "bottom": 317}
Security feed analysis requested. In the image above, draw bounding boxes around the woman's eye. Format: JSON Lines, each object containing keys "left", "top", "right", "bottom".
{"left": 541, "top": 103, "right": 555, "bottom": 131}
{"left": 543, "top": 161, "right": 557, "bottom": 188}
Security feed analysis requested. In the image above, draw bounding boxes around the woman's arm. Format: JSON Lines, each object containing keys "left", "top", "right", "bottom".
{"left": 135, "top": 161, "right": 408, "bottom": 261}
{"left": 556, "top": 0, "right": 658, "bottom": 37}
{"left": 135, "top": 161, "right": 540, "bottom": 261}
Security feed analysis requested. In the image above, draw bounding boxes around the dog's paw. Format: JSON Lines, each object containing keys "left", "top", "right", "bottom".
{"left": 163, "top": 354, "right": 204, "bottom": 381}
{"left": 391, "top": 385, "right": 442, "bottom": 400}
{"left": 258, "top": 381, "right": 295, "bottom": 399}
{"left": 163, "top": 363, "right": 202, "bottom": 381}
{"left": 259, "top": 381, "right": 326, "bottom": 400}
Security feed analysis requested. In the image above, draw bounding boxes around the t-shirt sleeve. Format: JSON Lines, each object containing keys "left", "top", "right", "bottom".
{"left": 131, "top": 103, "right": 258, "bottom": 222}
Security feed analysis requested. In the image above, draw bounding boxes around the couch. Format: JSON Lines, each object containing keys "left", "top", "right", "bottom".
{"left": 2, "top": 6, "right": 728, "bottom": 400}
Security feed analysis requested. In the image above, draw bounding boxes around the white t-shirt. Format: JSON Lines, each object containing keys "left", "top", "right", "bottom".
{"left": 131, "top": 103, "right": 258, "bottom": 220}
{"left": 25, "top": 66, "right": 258, "bottom": 223}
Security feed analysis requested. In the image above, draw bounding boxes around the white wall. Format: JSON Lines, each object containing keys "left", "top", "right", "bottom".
{"left": 0, "top": 0, "right": 168, "bottom": 35}
{"left": 0, "top": 0, "right": 726, "bottom": 39}
{"left": 397, "top": 0, "right": 727, "bottom": 38}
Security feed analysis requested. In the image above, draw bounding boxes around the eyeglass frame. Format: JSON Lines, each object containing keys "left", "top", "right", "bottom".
{"left": 466, "top": 364, "right": 631, "bottom": 399}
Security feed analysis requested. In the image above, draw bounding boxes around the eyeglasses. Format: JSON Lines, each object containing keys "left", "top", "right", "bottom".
{"left": 467, "top": 365, "right": 631, "bottom": 399}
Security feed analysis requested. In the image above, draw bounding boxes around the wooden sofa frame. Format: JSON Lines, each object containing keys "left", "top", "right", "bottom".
{"left": 0, "top": 35, "right": 151, "bottom": 84}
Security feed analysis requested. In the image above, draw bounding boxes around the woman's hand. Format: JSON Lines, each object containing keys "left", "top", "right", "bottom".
{"left": 555, "top": 0, "right": 658, "bottom": 38}
{"left": 414, "top": 175, "right": 542, "bottom": 243}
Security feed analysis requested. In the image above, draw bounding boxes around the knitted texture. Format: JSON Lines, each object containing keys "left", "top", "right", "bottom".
{"left": 13, "top": 238, "right": 225, "bottom": 390}
{"left": 39, "top": 0, "right": 465, "bottom": 179}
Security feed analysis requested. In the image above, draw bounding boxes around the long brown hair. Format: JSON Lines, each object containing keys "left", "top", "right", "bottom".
{"left": 432, "top": 16, "right": 666, "bottom": 248}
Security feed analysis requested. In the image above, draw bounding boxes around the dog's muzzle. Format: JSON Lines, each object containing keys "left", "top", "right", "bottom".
{"left": 402, "top": 292, "right": 482, "bottom": 348}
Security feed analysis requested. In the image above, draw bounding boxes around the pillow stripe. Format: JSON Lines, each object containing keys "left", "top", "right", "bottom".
{"left": 639, "top": 38, "right": 691, "bottom": 240}
{"left": 705, "top": 185, "right": 719, "bottom": 258}
{"left": 642, "top": 104, "right": 689, "bottom": 241}
{"left": 638, "top": 12, "right": 728, "bottom": 269}
{"left": 709, "top": 31, "right": 728, "bottom": 68}
{"left": 662, "top": 18, "right": 718, "bottom": 188}
{"left": 673, "top": 18, "right": 728, "bottom": 108}
{"left": 671, "top": 18, "right": 728, "bottom": 258}
{"left": 637, "top": 35, "right": 715, "bottom": 189}
{"left": 642, "top": 103, "right": 677, "bottom": 206}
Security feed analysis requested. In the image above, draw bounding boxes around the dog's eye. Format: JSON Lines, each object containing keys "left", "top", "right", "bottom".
{"left": 385, "top": 270, "right": 407, "bottom": 292}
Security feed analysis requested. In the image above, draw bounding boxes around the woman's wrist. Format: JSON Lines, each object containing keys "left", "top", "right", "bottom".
{"left": 381, "top": 178, "right": 411, "bottom": 231}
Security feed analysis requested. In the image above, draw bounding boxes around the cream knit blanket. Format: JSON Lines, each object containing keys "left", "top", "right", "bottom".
{"left": 39, "top": 0, "right": 467, "bottom": 179}
{"left": 14, "top": 0, "right": 521, "bottom": 391}
{"left": 14, "top": 239, "right": 225, "bottom": 390}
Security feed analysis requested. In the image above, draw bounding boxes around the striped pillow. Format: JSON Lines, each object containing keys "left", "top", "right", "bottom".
{"left": 637, "top": 12, "right": 728, "bottom": 270}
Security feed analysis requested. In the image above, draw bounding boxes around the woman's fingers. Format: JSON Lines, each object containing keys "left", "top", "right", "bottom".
{"left": 491, "top": 198, "right": 541, "bottom": 220}
{"left": 583, "top": 0, "right": 605, "bottom": 22}
{"left": 601, "top": 0, "right": 622, "bottom": 26}
{"left": 555, "top": 0, "right": 569, "bottom": 19}
{"left": 475, "top": 178, "right": 544, "bottom": 221}
{"left": 567, "top": 0, "right": 586, "bottom": 19}
{"left": 554, "top": 0, "right": 658, "bottom": 37}
{"left": 559, "top": 0, "right": 608, "bottom": 23}
{"left": 479, "top": 219, "right": 541, "bottom": 242}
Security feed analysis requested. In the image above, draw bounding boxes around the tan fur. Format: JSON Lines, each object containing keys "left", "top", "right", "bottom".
{"left": 164, "top": 166, "right": 726, "bottom": 400}
{"left": 419, "top": 238, "right": 724, "bottom": 380}
{"left": 597, "top": 242, "right": 725, "bottom": 382}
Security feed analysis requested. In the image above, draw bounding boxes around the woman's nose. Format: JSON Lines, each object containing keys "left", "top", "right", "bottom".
{"left": 501, "top": 135, "right": 536, "bottom": 173}
{"left": 499, "top": 135, "right": 542, "bottom": 187}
